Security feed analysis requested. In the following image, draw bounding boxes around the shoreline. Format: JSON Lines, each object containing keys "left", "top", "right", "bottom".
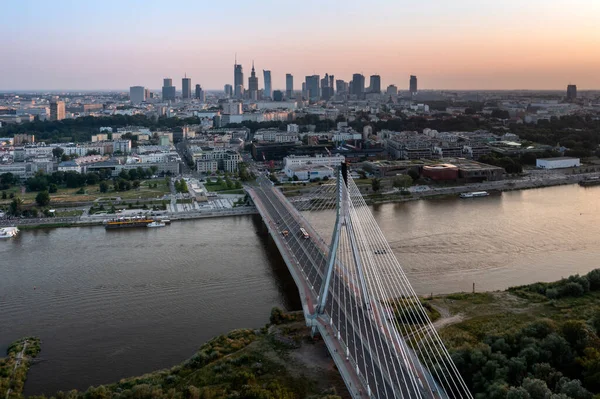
{"left": 3, "top": 172, "right": 598, "bottom": 230}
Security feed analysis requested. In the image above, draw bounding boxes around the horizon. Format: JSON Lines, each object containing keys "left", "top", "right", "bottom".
{"left": 2, "top": 0, "right": 600, "bottom": 91}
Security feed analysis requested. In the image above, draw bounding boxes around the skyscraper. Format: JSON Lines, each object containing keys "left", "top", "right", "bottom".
{"left": 321, "top": 73, "right": 334, "bottom": 100}
{"left": 263, "top": 70, "right": 272, "bottom": 99}
{"left": 386, "top": 85, "right": 398, "bottom": 95}
{"left": 224, "top": 84, "right": 233, "bottom": 98}
{"left": 50, "top": 100, "right": 65, "bottom": 121}
{"left": 273, "top": 90, "right": 283, "bottom": 101}
{"left": 130, "top": 86, "right": 146, "bottom": 104}
{"left": 162, "top": 78, "right": 176, "bottom": 101}
{"left": 336, "top": 79, "right": 348, "bottom": 94}
{"left": 369, "top": 75, "right": 381, "bottom": 94}
{"left": 234, "top": 56, "right": 244, "bottom": 98}
{"left": 194, "top": 84, "right": 205, "bottom": 102}
{"left": 351, "top": 74, "right": 365, "bottom": 97}
{"left": 567, "top": 84, "right": 577, "bottom": 101}
{"left": 286, "top": 74, "right": 294, "bottom": 98}
{"left": 305, "top": 75, "right": 320, "bottom": 101}
{"left": 409, "top": 75, "right": 418, "bottom": 96}
{"left": 182, "top": 75, "right": 192, "bottom": 99}
{"left": 248, "top": 61, "right": 259, "bottom": 100}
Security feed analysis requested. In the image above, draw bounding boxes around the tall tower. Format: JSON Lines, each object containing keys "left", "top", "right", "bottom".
{"left": 286, "top": 74, "right": 294, "bottom": 98}
{"left": 248, "top": 61, "right": 259, "bottom": 100}
{"left": 410, "top": 75, "right": 418, "bottom": 96}
{"left": 352, "top": 73, "right": 365, "bottom": 98}
{"left": 129, "top": 86, "right": 146, "bottom": 104}
{"left": 263, "top": 70, "right": 272, "bottom": 100}
{"left": 305, "top": 75, "right": 320, "bottom": 101}
{"left": 234, "top": 55, "right": 244, "bottom": 98}
{"left": 182, "top": 74, "right": 192, "bottom": 99}
{"left": 162, "top": 78, "right": 176, "bottom": 101}
{"left": 369, "top": 75, "right": 381, "bottom": 94}
{"left": 567, "top": 84, "right": 577, "bottom": 101}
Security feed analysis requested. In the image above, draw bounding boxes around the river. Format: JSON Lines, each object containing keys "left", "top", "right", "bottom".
{"left": 1, "top": 183, "right": 599, "bottom": 395}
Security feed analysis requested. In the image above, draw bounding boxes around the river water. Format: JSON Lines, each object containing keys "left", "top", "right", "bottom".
{"left": 1, "top": 183, "right": 599, "bottom": 395}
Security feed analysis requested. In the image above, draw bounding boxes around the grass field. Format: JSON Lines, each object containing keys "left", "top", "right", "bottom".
{"left": 0, "top": 179, "right": 170, "bottom": 205}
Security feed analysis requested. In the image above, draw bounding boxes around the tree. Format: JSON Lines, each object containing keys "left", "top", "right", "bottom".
{"left": 1, "top": 191, "right": 6, "bottom": 199}
{"left": 99, "top": 181, "right": 109, "bottom": 193}
{"left": 48, "top": 183, "right": 58, "bottom": 193}
{"left": 132, "top": 180, "right": 141, "bottom": 189}
{"left": 9, "top": 197, "right": 23, "bottom": 216}
{"left": 371, "top": 178, "right": 381, "bottom": 192}
{"left": 85, "top": 173, "right": 100, "bottom": 186}
{"left": 234, "top": 181, "right": 242, "bottom": 189}
{"left": 52, "top": 147, "right": 64, "bottom": 159}
{"left": 408, "top": 169, "right": 420, "bottom": 182}
{"left": 393, "top": 175, "right": 412, "bottom": 189}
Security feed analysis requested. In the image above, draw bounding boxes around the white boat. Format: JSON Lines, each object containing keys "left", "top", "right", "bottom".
{"left": 460, "top": 191, "right": 490, "bottom": 199}
{"left": 159, "top": 219, "right": 171, "bottom": 224}
{"left": 147, "top": 221, "right": 166, "bottom": 228}
{"left": 0, "top": 227, "right": 19, "bottom": 239}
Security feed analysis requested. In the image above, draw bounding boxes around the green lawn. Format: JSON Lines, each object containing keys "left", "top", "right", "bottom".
{"left": 0, "top": 179, "right": 170, "bottom": 205}
{"left": 204, "top": 182, "right": 242, "bottom": 192}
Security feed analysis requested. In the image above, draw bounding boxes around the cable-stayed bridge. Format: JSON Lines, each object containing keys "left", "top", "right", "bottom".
{"left": 247, "top": 164, "right": 472, "bottom": 399}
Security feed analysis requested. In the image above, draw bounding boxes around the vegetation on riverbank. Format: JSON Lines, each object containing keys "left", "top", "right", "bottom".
{"left": 430, "top": 268, "right": 600, "bottom": 398}
{"left": 23, "top": 311, "right": 345, "bottom": 399}
{"left": 10, "top": 270, "right": 600, "bottom": 399}
{"left": 1, "top": 337, "right": 41, "bottom": 399}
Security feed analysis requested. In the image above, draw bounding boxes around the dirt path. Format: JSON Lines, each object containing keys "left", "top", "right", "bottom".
{"left": 431, "top": 305, "right": 465, "bottom": 330}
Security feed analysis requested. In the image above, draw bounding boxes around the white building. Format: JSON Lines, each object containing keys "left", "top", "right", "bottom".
{"left": 536, "top": 157, "right": 581, "bottom": 169}
{"left": 287, "top": 124, "right": 299, "bottom": 133}
{"left": 283, "top": 154, "right": 345, "bottom": 178}
{"left": 285, "top": 164, "right": 335, "bottom": 181}
{"left": 113, "top": 139, "right": 132, "bottom": 154}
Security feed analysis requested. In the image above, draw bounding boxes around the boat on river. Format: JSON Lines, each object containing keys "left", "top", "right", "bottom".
{"left": 104, "top": 217, "right": 154, "bottom": 229}
{"left": 0, "top": 227, "right": 19, "bottom": 239}
{"left": 460, "top": 191, "right": 490, "bottom": 199}
{"left": 579, "top": 177, "right": 600, "bottom": 187}
{"left": 147, "top": 221, "right": 166, "bottom": 228}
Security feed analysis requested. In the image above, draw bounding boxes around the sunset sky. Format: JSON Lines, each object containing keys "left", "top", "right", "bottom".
{"left": 2, "top": 0, "right": 599, "bottom": 91}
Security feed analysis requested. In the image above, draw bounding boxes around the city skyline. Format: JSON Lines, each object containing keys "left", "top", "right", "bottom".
{"left": 2, "top": 0, "right": 600, "bottom": 91}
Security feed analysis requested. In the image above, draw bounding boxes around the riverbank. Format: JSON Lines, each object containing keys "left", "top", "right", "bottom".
{"left": 13, "top": 269, "right": 600, "bottom": 398}
{"left": 0, "top": 337, "right": 41, "bottom": 399}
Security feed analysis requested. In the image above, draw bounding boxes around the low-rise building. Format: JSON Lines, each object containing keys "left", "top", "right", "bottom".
{"left": 285, "top": 164, "right": 335, "bottom": 181}
{"left": 536, "top": 157, "right": 580, "bottom": 169}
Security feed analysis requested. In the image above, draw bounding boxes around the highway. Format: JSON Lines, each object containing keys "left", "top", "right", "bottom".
{"left": 250, "top": 176, "right": 444, "bottom": 399}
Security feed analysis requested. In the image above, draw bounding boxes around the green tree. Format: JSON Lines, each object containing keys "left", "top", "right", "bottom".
{"left": 393, "top": 175, "right": 412, "bottom": 189}
{"left": 99, "top": 181, "right": 109, "bottom": 193}
{"left": 52, "top": 147, "right": 64, "bottom": 159}
{"left": 371, "top": 178, "right": 381, "bottom": 192}
{"left": 48, "top": 183, "right": 58, "bottom": 193}
{"left": 1, "top": 191, "right": 6, "bottom": 199}
{"left": 234, "top": 181, "right": 242, "bottom": 189}
{"left": 9, "top": 197, "right": 23, "bottom": 216}
{"left": 408, "top": 169, "right": 420, "bottom": 182}
{"left": 35, "top": 191, "right": 50, "bottom": 206}
{"left": 132, "top": 180, "right": 141, "bottom": 189}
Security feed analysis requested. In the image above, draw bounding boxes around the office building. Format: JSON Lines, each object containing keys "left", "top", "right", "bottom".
{"left": 50, "top": 100, "right": 65, "bottom": 121}
{"left": 386, "top": 85, "right": 398, "bottom": 95}
{"left": 336, "top": 79, "right": 348, "bottom": 94}
{"left": 321, "top": 73, "right": 334, "bottom": 100}
{"left": 263, "top": 70, "right": 272, "bottom": 99}
{"left": 351, "top": 74, "right": 365, "bottom": 97}
{"left": 162, "top": 78, "right": 176, "bottom": 101}
{"left": 224, "top": 84, "right": 233, "bottom": 97}
{"left": 273, "top": 90, "right": 284, "bottom": 101}
{"left": 305, "top": 75, "right": 320, "bottom": 101}
{"left": 286, "top": 74, "right": 293, "bottom": 98}
{"left": 248, "top": 61, "right": 259, "bottom": 100}
{"left": 182, "top": 75, "right": 192, "bottom": 99}
{"left": 567, "top": 84, "right": 577, "bottom": 101}
{"left": 129, "top": 86, "right": 146, "bottom": 104}
{"left": 410, "top": 75, "right": 418, "bottom": 96}
{"left": 195, "top": 84, "right": 205, "bottom": 102}
{"left": 234, "top": 57, "right": 244, "bottom": 98}
{"left": 369, "top": 75, "right": 381, "bottom": 93}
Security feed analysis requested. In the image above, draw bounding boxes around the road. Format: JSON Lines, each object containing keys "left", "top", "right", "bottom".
{"left": 250, "top": 176, "right": 441, "bottom": 398}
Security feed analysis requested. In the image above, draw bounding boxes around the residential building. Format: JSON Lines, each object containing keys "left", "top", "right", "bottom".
{"left": 182, "top": 75, "right": 192, "bottom": 99}
{"left": 130, "top": 86, "right": 146, "bottom": 104}
{"left": 113, "top": 139, "right": 132, "bottom": 154}
{"left": 286, "top": 74, "right": 293, "bottom": 98}
{"left": 223, "top": 101, "right": 243, "bottom": 115}
{"left": 162, "top": 78, "right": 176, "bottom": 101}
{"left": 263, "top": 70, "right": 272, "bottom": 99}
{"left": 50, "top": 100, "right": 65, "bottom": 121}
{"left": 386, "top": 85, "right": 398, "bottom": 95}
{"left": 13, "top": 134, "right": 35, "bottom": 145}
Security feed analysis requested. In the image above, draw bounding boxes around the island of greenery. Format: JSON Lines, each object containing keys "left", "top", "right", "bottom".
{"left": 5, "top": 270, "right": 600, "bottom": 399}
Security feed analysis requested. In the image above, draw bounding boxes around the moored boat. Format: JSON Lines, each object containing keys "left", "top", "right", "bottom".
{"left": 147, "top": 221, "right": 166, "bottom": 228}
{"left": 460, "top": 191, "right": 490, "bottom": 199}
{"left": 0, "top": 227, "right": 19, "bottom": 239}
{"left": 579, "top": 177, "right": 600, "bottom": 187}
{"left": 104, "top": 217, "right": 154, "bottom": 229}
